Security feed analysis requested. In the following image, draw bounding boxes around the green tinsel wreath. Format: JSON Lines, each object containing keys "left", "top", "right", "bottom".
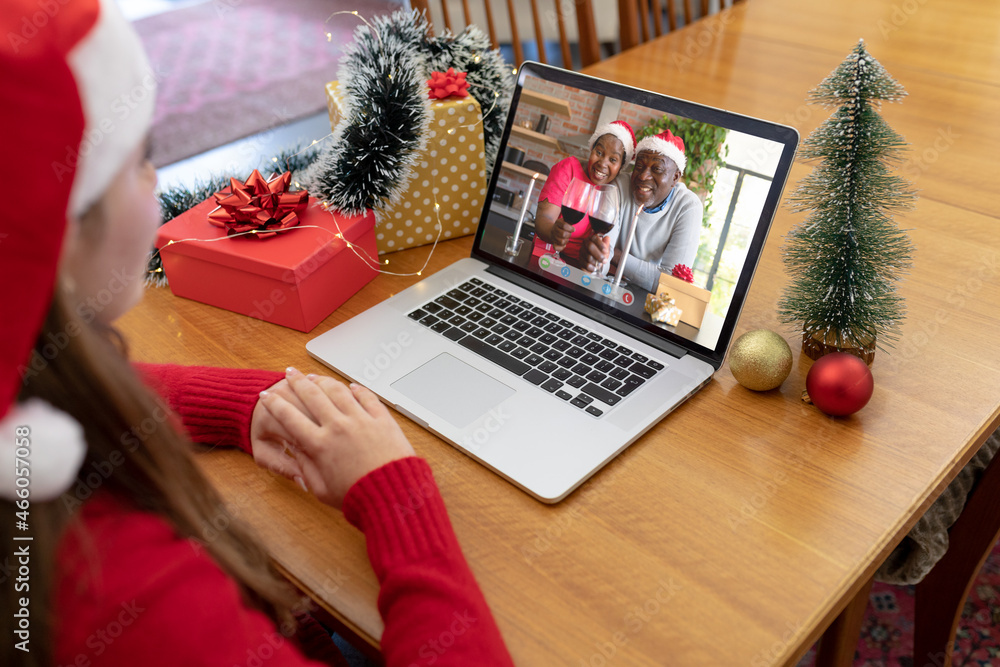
{"left": 303, "top": 9, "right": 514, "bottom": 217}
{"left": 146, "top": 10, "right": 513, "bottom": 283}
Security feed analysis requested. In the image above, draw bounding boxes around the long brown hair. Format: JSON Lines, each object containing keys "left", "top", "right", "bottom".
{"left": 2, "top": 289, "right": 299, "bottom": 666}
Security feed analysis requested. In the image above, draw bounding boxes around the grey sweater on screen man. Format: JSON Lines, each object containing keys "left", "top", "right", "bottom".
{"left": 608, "top": 181, "right": 704, "bottom": 293}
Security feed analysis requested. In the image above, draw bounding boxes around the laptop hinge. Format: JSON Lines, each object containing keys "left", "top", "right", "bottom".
{"left": 485, "top": 263, "right": 691, "bottom": 361}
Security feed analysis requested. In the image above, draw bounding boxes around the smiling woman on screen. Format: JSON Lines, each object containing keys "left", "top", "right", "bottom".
{"left": 531, "top": 120, "right": 636, "bottom": 267}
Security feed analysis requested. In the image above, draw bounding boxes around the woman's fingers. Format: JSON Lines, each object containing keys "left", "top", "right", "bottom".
{"left": 282, "top": 367, "right": 342, "bottom": 424}
{"left": 284, "top": 446, "right": 331, "bottom": 499}
{"left": 269, "top": 377, "right": 318, "bottom": 426}
{"left": 259, "top": 390, "right": 321, "bottom": 452}
{"left": 553, "top": 219, "right": 573, "bottom": 244}
{"left": 350, "top": 383, "right": 387, "bottom": 418}
{"left": 309, "top": 374, "right": 366, "bottom": 419}
{"left": 261, "top": 444, "right": 304, "bottom": 481}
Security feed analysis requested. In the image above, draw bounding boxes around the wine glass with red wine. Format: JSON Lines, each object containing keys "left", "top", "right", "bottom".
{"left": 556, "top": 177, "right": 593, "bottom": 263}
{"left": 588, "top": 184, "right": 620, "bottom": 277}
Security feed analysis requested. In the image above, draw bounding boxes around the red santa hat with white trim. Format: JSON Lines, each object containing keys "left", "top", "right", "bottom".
{"left": 635, "top": 129, "right": 687, "bottom": 173}
{"left": 0, "top": 0, "right": 155, "bottom": 501}
{"left": 589, "top": 119, "right": 637, "bottom": 164}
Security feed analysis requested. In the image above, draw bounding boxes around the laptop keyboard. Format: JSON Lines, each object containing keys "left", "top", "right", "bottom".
{"left": 406, "top": 277, "right": 665, "bottom": 418}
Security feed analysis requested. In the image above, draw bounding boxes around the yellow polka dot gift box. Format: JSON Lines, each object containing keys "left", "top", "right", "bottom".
{"left": 325, "top": 81, "right": 487, "bottom": 254}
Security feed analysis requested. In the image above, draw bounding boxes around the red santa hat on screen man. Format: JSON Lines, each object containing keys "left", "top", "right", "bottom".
{"left": 0, "top": 0, "right": 155, "bottom": 501}
{"left": 589, "top": 119, "right": 637, "bottom": 164}
{"left": 635, "top": 129, "right": 687, "bottom": 173}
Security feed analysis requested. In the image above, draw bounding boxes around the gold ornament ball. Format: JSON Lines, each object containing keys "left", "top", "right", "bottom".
{"left": 729, "top": 329, "right": 793, "bottom": 391}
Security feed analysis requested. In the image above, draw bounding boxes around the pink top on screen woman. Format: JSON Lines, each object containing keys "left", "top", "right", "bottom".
{"left": 530, "top": 119, "right": 636, "bottom": 262}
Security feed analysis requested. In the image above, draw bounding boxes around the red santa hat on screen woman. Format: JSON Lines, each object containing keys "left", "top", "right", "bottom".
{"left": 589, "top": 119, "right": 637, "bottom": 164}
{"left": 635, "top": 129, "right": 687, "bottom": 173}
{"left": 0, "top": 0, "right": 155, "bottom": 501}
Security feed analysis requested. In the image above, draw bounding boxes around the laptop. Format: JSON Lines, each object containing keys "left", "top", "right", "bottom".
{"left": 307, "top": 62, "right": 798, "bottom": 503}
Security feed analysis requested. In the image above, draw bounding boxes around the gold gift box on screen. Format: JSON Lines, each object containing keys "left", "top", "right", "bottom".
{"left": 325, "top": 81, "right": 487, "bottom": 255}
{"left": 656, "top": 274, "right": 712, "bottom": 329}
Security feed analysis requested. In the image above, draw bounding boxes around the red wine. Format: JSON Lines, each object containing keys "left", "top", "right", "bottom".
{"left": 560, "top": 205, "right": 585, "bottom": 225}
{"left": 589, "top": 217, "right": 614, "bottom": 235}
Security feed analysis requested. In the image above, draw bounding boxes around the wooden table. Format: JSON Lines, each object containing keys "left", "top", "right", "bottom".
{"left": 120, "top": 0, "right": 1000, "bottom": 663}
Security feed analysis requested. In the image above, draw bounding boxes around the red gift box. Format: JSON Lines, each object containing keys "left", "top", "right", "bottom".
{"left": 156, "top": 197, "right": 378, "bottom": 332}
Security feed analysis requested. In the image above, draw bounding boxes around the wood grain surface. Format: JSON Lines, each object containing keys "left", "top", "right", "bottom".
{"left": 119, "top": 1, "right": 1000, "bottom": 663}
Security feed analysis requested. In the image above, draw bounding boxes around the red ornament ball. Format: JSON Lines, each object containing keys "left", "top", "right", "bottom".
{"left": 805, "top": 352, "right": 874, "bottom": 416}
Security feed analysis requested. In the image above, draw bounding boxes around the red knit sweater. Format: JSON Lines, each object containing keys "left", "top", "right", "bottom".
{"left": 54, "top": 364, "right": 513, "bottom": 667}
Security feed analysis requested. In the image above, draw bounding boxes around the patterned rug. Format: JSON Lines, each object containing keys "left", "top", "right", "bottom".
{"left": 134, "top": 0, "right": 403, "bottom": 167}
{"left": 796, "top": 538, "right": 1000, "bottom": 666}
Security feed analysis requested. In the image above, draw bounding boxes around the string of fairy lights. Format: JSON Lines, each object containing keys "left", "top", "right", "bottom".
{"left": 149, "top": 10, "right": 511, "bottom": 282}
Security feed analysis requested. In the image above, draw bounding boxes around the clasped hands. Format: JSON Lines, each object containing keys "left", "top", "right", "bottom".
{"left": 250, "top": 367, "right": 414, "bottom": 508}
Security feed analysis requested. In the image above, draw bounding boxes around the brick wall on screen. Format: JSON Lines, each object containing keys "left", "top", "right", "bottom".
{"left": 499, "top": 82, "right": 684, "bottom": 198}
{"left": 618, "top": 102, "right": 676, "bottom": 140}
{"left": 501, "top": 78, "right": 603, "bottom": 197}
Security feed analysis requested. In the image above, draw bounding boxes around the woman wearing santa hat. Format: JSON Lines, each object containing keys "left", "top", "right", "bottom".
{"left": 584, "top": 129, "right": 704, "bottom": 293}
{"left": 530, "top": 119, "right": 635, "bottom": 267}
{"left": 0, "top": 2, "right": 511, "bottom": 666}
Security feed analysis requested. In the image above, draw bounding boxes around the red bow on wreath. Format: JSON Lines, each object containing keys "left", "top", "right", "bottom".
{"left": 207, "top": 170, "right": 308, "bottom": 238}
{"left": 427, "top": 68, "right": 470, "bottom": 99}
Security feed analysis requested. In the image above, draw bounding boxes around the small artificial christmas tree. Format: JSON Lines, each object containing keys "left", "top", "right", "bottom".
{"left": 778, "top": 40, "right": 915, "bottom": 363}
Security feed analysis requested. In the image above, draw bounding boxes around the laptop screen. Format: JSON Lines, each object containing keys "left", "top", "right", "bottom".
{"left": 471, "top": 62, "right": 798, "bottom": 368}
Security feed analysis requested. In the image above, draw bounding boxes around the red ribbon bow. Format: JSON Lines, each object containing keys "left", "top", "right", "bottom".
{"left": 671, "top": 264, "right": 694, "bottom": 283}
{"left": 207, "top": 170, "right": 308, "bottom": 239}
{"left": 427, "top": 68, "right": 470, "bottom": 100}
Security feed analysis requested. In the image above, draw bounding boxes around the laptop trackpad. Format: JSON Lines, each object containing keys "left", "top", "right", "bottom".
{"left": 391, "top": 353, "right": 515, "bottom": 429}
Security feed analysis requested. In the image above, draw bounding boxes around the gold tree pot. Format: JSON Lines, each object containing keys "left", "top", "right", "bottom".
{"left": 801, "top": 329, "right": 876, "bottom": 366}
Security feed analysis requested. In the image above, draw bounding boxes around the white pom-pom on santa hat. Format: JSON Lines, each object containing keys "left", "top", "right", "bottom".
{"left": 589, "top": 119, "right": 637, "bottom": 164}
{"left": 635, "top": 129, "right": 687, "bottom": 173}
{"left": 1, "top": 400, "right": 86, "bottom": 503}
